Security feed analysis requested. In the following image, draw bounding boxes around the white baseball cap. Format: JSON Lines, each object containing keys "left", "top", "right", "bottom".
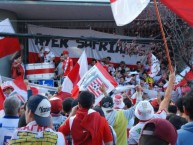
{"left": 135, "top": 100, "right": 154, "bottom": 121}
{"left": 27, "top": 95, "right": 51, "bottom": 127}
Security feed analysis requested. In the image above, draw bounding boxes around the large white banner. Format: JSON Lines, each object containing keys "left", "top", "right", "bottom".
{"left": 28, "top": 24, "right": 149, "bottom": 64}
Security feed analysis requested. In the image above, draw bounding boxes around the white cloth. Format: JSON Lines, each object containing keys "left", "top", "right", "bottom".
{"left": 10, "top": 121, "right": 65, "bottom": 145}
{"left": 44, "top": 51, "right": 55, "bottom": 63}
{"left": 0, "top": 116, "right": 19, "bottom": 145}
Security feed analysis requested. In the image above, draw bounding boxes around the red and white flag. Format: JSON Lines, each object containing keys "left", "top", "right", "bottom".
{"left": 164, "top": 66, "right": 193, "bottom": 89}
{"left": 0, "top": 18, "right": 20, "bottom": 58}
{"left": 0, "top": 80, "right": 5, "bottom": 117}
{"left": 110, "top": 0, "right": 150, "bottom": 26}
{"left": 147, "top": 53, "right": 160, "bottom": 78}
{"left": 74, "top": 62, "right": 118, "bottom": 106}
{"left": 62, "top": 51, "right": 88, "bottom": 97}
{"left": 10, "top": 76, "right": 28, "bottom": 102}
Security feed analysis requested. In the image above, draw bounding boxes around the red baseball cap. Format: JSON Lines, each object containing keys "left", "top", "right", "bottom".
{"left": 49, "top": 97, "right": 62, "bottom": 114}
{"left": 63, "top": 50, "right": 69, "bottom": 55}
{"left": 141, "top": 118, "right": 177, "bottom": 145}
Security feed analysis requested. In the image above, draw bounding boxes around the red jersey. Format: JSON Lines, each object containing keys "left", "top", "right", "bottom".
{"left": 59, "top": 108, "right": 113, "bottom": 145}
{"left": 11, "top": 61, "right": 25, "bottom": 79}
{"left": 62, "top": 57, "right": 73, "bottom": 76}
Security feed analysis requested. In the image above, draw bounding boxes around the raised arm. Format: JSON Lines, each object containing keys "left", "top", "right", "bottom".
{"left": 158, "top": 72, "right": 175, "bottom": 111}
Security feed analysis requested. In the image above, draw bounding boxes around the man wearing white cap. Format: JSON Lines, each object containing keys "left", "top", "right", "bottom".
{"left": 128, "top": 72, "right": 175, "bottom": 145}
{"left": 43, "top": 47, "right": 55, "bottom": 63}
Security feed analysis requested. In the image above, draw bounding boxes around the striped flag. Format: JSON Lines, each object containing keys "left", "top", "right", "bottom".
{"left": 75, "top": 62, "right": 118, "bottom": 106}
{"left": 110, "top": 0, "right": 150, "bottom": 26}
{"left": 62, "top": 51, "right": 88, "bottom": 97}
{"left": 87, "top": 78, "right": 108, "bottom": 97}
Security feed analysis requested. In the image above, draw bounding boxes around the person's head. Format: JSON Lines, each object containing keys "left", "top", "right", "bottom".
{"left": 62, "top": 98, "right": 74, "bottom": 115}
{"left": 168, "top": 105, "right": 177, "bottom": 114}
{"left": 4, "top": 96, "right": 21, "bottom": 116}
{"left": 136, "top": 61, "right": 142, "bottom": 69}
{"left": 49, "top": 97, "right": 63, "bottom": 114}
{"left": 167, "top": 114, "right": 187, "bottom": 130}
{"left": 25, "top": 95, "right": 51, "bottom": 127}
{"left": 120, "top": 61, "right": 125, "bottom": 67}
{"left": 183, "top": 89, "right": 193, "bottom": 121}
{"left": 14, "top": 53, "right": 22, "bottom": 63}
{"left": 71, "top": 99, "right": 78, "bottom": 108}
{"left": 113, "top": 94, "right": 125, "bottom": 109}
{"left": 60, "top": 54, "right": 65, "bottom": 61}
{"left": 2, "top": 81, "right": 14, "bottom": 96}
{"left": 91, "top": 59, "right": 97, "bottom": 66}
{"left": 44, "top": 47, "right": 50, "bottom": 54}
{"left": 106, "top": 56, "right": 111, "bottom": 63}
{"left": 120, "top": 77, "right": 125, "bottom": 84}
{"left": 101, "top": 96, "right": 114, "bottom": 116}
{"left": 175, "top": 97, "right": 184, "bottom": 115}
{"left": 150, "top": 99, "right": 159, "bottom": 112}
{"left": 135, "top": 100, "right": 154, "bottom": 121}
{"left": 139, "top": 118, "right": 177, "bottom": 145}
{"left": 123, "top": 97, "right": 132, "bottom": 109}
{"left": 78, "top": 91, "right": 95, "bottom": 109}
{"left": 63, "top": 50, "right": 69, "bottom": 59}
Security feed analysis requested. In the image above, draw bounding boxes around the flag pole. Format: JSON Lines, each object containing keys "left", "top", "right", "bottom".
{"left": 153, "top": 0, "right": 173, "bottom": 73}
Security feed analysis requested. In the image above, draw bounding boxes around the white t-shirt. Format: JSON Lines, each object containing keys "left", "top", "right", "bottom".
{"left": 9, "top": 121, "right": 65, "bottom": 145}
{"left": 128, "top": 110, "right": 167, "bottom": 144}
{"left": 52, "top": 115, "right": 67, "bottom": 131}
{"left": 0, "top": 116, "right": 19, "bottom": 145}
{"left": 44, "top": 51, "right": 55, "bottom": 63}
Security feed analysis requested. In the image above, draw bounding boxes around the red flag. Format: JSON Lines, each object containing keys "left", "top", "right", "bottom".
{"left": 0, "top": 86, "right": 5, "bottom": 116}
{"left": 0, "top": 19, "right": 21, "bottom": 58}
{"left": 161, "top": 0, "right": 193, "bottom": 26}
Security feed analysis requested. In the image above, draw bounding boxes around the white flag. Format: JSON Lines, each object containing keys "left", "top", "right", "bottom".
{"left": 110, "top": 0, "right": 150, "bottom": 26}
{"left": 147, "top": 53, "right": 160, "bottom": 78}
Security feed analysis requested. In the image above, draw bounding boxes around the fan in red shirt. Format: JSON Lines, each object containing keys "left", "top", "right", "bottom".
{"left": 62, "top": 50, "right": 73, "bottom": 77}
{"left": 11, "top": 53, "right": 25, "bottom": 79}
{"left": 59, "top": 91, "right": 113, "bottom": 145}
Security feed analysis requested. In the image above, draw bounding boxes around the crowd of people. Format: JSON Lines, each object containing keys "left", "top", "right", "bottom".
{"left": 1, "top": 67, "right": 193, "bottom": 145}
{"left": 0, "top": 46, "right": 192, "bottom": 145}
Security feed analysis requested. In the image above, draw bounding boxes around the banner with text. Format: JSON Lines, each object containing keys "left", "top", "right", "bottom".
{"left": 28, "top": 24, "right": 149, "bottom": 65}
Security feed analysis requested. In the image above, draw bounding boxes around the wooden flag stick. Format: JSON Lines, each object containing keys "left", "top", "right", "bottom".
{"left": 153, "top": 0, "right": 173, "bottom": 73}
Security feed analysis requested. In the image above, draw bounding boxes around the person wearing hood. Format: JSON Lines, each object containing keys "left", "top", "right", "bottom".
{"left": 100, "top": 85, "right": 143, "bottom": 145}
{"left": 59, "top": 91, "right": 113, "bottom": 145}
{"left": 176, "top": 89, "right": 193, "bottom": 145}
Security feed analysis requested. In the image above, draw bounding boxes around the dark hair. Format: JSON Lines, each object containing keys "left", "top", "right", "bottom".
{"left": 78, "top": 91, "right": 95, "bottom": 109}
{"left": 183, "top": 89, "right": 193, "bottom": 120}
{"left": 14, "top": 52, "right": 22, "bottom": 60}
{"left": 106, "top": 56, "right": 111, "bottom": 61}
{"left": 123, "top": 98, "right": 132, "bottom": 108}
{"left": 168, "top": 105, "right": 177, "bottom": 114}
{"left": 136, "top": 61, "right": 141, "bottom": 64}
{"left": 93, "top": 106, "right": 105, "bottom": 117}
{"left": 71, "top": 99, "right": 78, "bottom": 108}
{"left": 175, "top": 97, "right": 184, "bottom": 113}
{"left": 18, "top": 113, "right": 27, "bottom": 128}
{"left": 167, "top": 114, "right": 187, "bottom": 130}
{"left": 62, "top": 98, "right": 74, "bottom": 114}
